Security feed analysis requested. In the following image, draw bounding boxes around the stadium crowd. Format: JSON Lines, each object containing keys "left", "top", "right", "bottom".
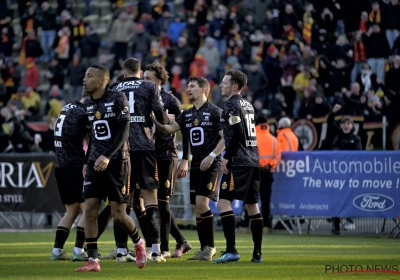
{"left": 0, "top": 0, "right": 399, "bottom": 154}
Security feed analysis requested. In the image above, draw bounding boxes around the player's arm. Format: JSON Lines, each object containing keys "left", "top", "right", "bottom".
{"left": 177, "top": 129, "right": 189, "bottom": 179}
{"left": 151, "top": 83, "right": 169, "bottom": 124}
{"left": 152, "top": 115, "right": 181, "bottom": 134}
{"left": 222, "top": 110, "right": 244, "bottom": 174}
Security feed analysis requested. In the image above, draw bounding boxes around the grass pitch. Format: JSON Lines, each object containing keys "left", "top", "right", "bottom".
{"left": 0, "top": 230, "right": 399, "bottom": 279}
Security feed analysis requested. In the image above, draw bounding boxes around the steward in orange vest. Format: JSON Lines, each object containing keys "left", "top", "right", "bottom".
{"left": 276, "top": 117, "right": 300, "bottom": 151}
{"left": 255, "top": 120, "right": 281, "bottom": 233}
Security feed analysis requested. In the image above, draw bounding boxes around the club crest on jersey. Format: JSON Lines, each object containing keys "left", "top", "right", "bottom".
{"left": 121, "top": 186, "right": 126, "bottom": 195}
{"left": 136, "top": 183, "right": 140, "bottom": 189}
{"left": 207, "top": 182, "right": 212, "bottom": 190}
{"left": 95, "top": 111, "right": 101, "bottom": 119}
{"left": 165, "top": 180, "right": 170, "bottom": 189}
{"left": 229, "top": 115, "right": 241, "bottom": 125}
{"left": 221, "top": 182, "right": 227, "bottom": 189}
{"left": 193, "top": 119, "right": 199, "bottom": 126}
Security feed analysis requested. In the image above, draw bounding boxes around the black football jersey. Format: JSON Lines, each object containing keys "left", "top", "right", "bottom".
{"left": 221, "top": 94, "right": 259, "bottom": 167}
{"left": 54, "top": 101, "right": 88, "bottom": 168}
{"left": 176, "top": 102, "right": 222, "bottom": 169}
{"left": 84, "top": 90, "right": 130, "bottom": 164}
{"left": 155, "top": 89, "right": 182, "bottom": 160}
{"left": 111, "top": 77, "right": 165, "bottom": 151}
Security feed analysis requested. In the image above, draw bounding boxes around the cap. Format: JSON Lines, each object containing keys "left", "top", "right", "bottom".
{"left": 340, "top": 115, "right": 353, "bottom": 124}
{"left": 267, "top": 45, "right": 278, "bottom": 55}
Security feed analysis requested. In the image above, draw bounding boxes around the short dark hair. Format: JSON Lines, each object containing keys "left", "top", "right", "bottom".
{"left": 122, "top": 57, "right": 141, "bottom": 75}
{"left": 226, "top": 69, "right": 247, "bottom": 91}
{"left": 145, "top": 63, "right": 169, "bottom": 85}
{"left": 89, "top": 64, "right": 110, "bottom": 80}
{"left": 188, "top": 76, "right": 210, "bottom": 96}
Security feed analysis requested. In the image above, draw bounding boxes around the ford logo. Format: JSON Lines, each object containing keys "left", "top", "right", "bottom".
{"left": 353, "top": 193, "right": 395, "bottom": 212}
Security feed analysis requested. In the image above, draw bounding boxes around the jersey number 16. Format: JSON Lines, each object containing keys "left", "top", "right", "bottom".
{"left": 245, "top": 113, "right": 256, "bottom": 137}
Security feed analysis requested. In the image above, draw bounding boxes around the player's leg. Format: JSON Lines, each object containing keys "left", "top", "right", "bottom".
{"left": 112, "top": 205, "right": 136, "bottom": 262}
{"left": 71, "top": 203, "right": 88, "bottom": 261}
{"left": 75, "top": 165, "right": 103, "bottom": 272}
{"left": 160, "top": 157, "right": 192, "bottom": 258}
{"left": 51, "top": 167, "right": 82, "bottom": 260}
{"left": 188, "top": 166, "right": 219, "bottom": 261}
{"left": 51, "top": 202, "right": 80, "bottom": 260}
{"left": 246, "top": 167, "right": 263, "bottom": 263}
{"left": 157, "top": 158, "right": 172, "bottom": 258}
{"left": 139, "top": 151, "right": 164, "bottom": 262}
{"left": 106, "top": 160, "right": 146, "bottom": 269}
{"left": 212, "top": 166, "right": 254, "bottom": 263}
{"left": 132, "top": 194, "right": 151, "bottom": 257}
{"left": 186, "top": 169, "right": 205, "bottom": 260}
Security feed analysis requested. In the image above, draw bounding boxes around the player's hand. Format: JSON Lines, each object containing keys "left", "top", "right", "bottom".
{"left": 177, "top": 159, "right": 188, "bottom": 179}
{"left": 166, "top": 109, "right": 175, "bottom": 123}
{"left": 82, "top": 164, "right": 87, "bottom": 178}
{"left": 221, "top": 158, "right": 229, "bottom": 175}
{"left": 94, "top": 155, "right": 109, "bottom": 172}
{"left": 200, "top": 155, "right": 214, "bottom": 171}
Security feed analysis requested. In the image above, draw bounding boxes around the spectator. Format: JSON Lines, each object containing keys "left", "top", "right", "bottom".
{"left": 52, "top": 26, "right": 73, "bottom": 68}
{"left": 323, "top": 104, "right": 361, "bottom": 234}
{"left": 19, "top": 86, "right": 41, "bottom": 119}
{"left": 355, "top": 63, "right": 378, "bottom": 94}
{"left": 0, "top": 27, "right": 15, "bottom": 62}
{"left": 80, "top": 25, "right": 100, "bottom": 66}
{"left": 23, "top": 57, "right": 40, "bottom": 91}
{"left": 363, "top": 24, "right": 390, "bottom": 82}
{"left": 19, "top": 31, "right": 43, "bottom": 65}
{"left": 111, "top": 10, "right": 135, "bottom": 63}
{"left": 40, "top": 1, "right": 57, "bottom": 63}
{"left": 167, "top": 15, "right": 187, "bottom": 44}
{"left": 68, "top": 54, "right": 86, "bottom": 102}
{"left": 208, "top": 9, "right": 227, "bottom": 58}
{"left": 132, "top": 23, "right": 152, "bottom": 59}
{"left": 263, "top": 44, "right": 282, "bottom": 94}
{"left": 20, "top": 5, "right": 40, "bottom": 38}
{"left": 46, "top": 57, "right": 65, "bottom": 89}
{"left": 385, "top": 55, "right": 400, "bottom": 92}
{"left": 196, "top": 37, "right": 220, "bottom": 75}
{"left": 246, "top": 61, "right": 268, "bottom": 104}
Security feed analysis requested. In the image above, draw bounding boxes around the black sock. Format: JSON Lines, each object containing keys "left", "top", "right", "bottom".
{"left": 54, "top": 226, "right": 70, "bottom": 249}
{"left": 134, "top": 208, "right": 150, "bottom": 246}
{"left": 74, "top": 226, "right": 85, "bottom": 249}
{"left": 145, "top": 205, "right": 161, "bottom": 244}
{"left": 200, "top": 210, "right": 215, "bottom": 248}
{"left": 86, "top": 237, "right": 98, "bottom": 259}
{"left": 97, "top": 205, "right": 112, "bottom": 239}
{"left": 158, "top": 199, "right": 171, "bottom": 251}
{"left": 170, "top": 212, "right": 185, "bottom": 244}
{"left": 249, "top": 213, "right": 263, "bottom": 252}
{"left": 114, "top": 206, "right": 130, "bottom": 249}
{"left": 195, "top": 217, "right": 204, "bottom": 249}
{"left": 220, "top": 211, "right": 237, "bottom": 253}
{"left": 128, "top": 228, "right": 141, "bottom": 244}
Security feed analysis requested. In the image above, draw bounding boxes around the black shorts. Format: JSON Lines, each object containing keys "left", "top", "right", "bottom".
{"left": 55, "top": 167, "right": 84, "bottom": 205}
{"left": 130, "top": 151, "right": 159, "bottom": 191}
{"left": 219, "top": 166, "right": 260, "bottom": 204}
{"left": 83, "top": 160, "right": 129, "bottom": 203}
{"left": 157, "top": 158, "right": 178, "bottom": 198}
{"left": 190, "top": 164, "right": 220, "bottom": 205}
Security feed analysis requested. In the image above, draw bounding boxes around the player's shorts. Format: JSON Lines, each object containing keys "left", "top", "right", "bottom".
{"left": 83, "top": 160, "right": 129, "bottom": 203}
{"left": 55, "top": 167, "right": 84, "bottom": 205}
{"left": 219, "top": 166, "right": 260, "bottom": 204}
{"left": 130, "top": 151, "right": 159, "bottom": 192}
{"left": 157, "top": 157, "right": 178, "bottom": 199}
{"left": 190, "top": 163, "right": 220, "bottom": 205}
